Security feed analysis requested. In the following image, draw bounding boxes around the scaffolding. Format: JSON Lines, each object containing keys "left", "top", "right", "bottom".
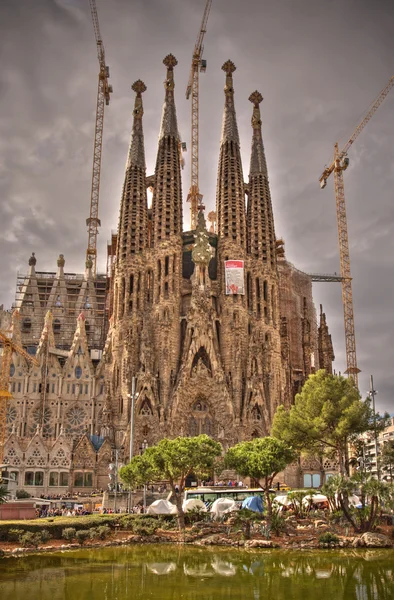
{"left": 13, "top": 271, "right": 107, "bottom": 351}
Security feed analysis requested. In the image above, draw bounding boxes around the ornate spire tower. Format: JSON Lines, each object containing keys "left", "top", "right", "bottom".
{"left": 114, "top": 80, "right": 148, "bottom": 324}
{"left": 110, "top": 81, "right": 149, "bottom": 435}
{"left": 216, "top": 60, "right": 246, "bottom": 249}
{"left": 117, "top": 80, "right": 148, "bottom": 263}
{"left": 247, "top": 92, "right": 276, "bottom": 268}
{"left": 151, "top": 54, "right": 183, "bottom": 246}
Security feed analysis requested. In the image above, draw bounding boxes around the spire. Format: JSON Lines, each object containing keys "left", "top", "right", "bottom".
{"left": 117, "top": 80, "right": 148, "bottom": 260}
{"left": 48, "top": 254, "right": 68, "bottom": 310}
{"left": 220, "top": 60, "right": 239, "bottom": 145}
{"left": 246, "top": 91, "right": 276, "bottom": 266}
{"left": 216, "top": 60, "right": 246, "bottom": 248}
{"left": 152, "top": 55, "right": 183, "bottom": 245}
{"left": 318, "top": 304, "right": 335, "bottom": 373}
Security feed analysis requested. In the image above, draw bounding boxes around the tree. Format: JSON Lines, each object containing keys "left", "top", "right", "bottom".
{"left": 120, "top": 434, "right": 222, "bottom": 529}
{"left": 272, "top": 370, "right": 372, "bottom": 475}
{"left": 380, "top": 440, "right": 394, "bottom": 482}
{"left": 224, "top": 437, "right": 295, "bottom": 518}
{"left": 321, "top": 472, "right": 391, "bottom": 533}
{"left": 0, "top": 485, "right": 9, "bottom": 505}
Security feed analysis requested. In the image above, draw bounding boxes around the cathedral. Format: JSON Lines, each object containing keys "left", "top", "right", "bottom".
{"left": 0, "top": 55, "right": 335, "bottom": 495}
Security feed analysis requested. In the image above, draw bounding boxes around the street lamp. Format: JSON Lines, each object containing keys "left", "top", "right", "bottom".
{"left": 126, "top": 376, "right": 138, "bottom": 512}
{"left": 140, "top": 439, "right": 149, "bottom": 513}
{"left": 369, "top": 375, "right": 380, "bottom": 481}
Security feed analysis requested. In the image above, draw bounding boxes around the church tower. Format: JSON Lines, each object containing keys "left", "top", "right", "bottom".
{"left": 110, "top": 79, "right": 149, "bottom": 442}
{"left": 216, "top": 61, "right": 249, "bottom": 423}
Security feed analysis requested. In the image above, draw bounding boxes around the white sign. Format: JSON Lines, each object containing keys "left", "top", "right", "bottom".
{"left": 225, "top": 260, "right": 245, "bottom": 295}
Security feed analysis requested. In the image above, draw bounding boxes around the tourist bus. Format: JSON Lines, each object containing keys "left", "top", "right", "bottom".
{"left": 184, "top": 487, "right": 265, "bottom": 506}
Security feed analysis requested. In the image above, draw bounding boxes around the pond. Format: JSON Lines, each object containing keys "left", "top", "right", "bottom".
{"left": 0, "top": 545, "right": 393, "bottom": 600}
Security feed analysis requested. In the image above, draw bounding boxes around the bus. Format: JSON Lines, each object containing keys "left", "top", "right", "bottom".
{"left": 184, "top": 487, "right": 265, "bottom": 505}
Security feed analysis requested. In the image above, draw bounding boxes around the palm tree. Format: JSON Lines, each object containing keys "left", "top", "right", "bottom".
{"left": 0, "top": 485, "right": 9, "bottom": 504}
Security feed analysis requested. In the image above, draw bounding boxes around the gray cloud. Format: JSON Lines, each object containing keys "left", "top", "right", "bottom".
{"left": 0, "top": 0, "right": 393, "bottom": 413}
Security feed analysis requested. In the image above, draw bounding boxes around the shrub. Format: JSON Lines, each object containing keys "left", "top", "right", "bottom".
{"left": 129, "top": 516, "right": 158, "bottom": 536}
{"left": 19, "top": 532, "right": 43, "bottom": 548}
{"left": 16, "top": 489, "right": 31, "bottom": 499}
{"left": 8, "top": 528, "right": 23, "bottom": 542}
{"left": 62, "top": 528, "right": 77, "bottom": 541}
{"left": 319, "top": 531, "right": 339, "bottom": 545}
{"left": 76, "top": 530, "right": 90, "bottom": 546}
{"left": 157, "top": 517, "right": 177, "bottom": 531}
{"left": 96, "top": 525, "right": 111, "bottom": 540}
{"left": 269, "top": 509, "right": 286, "bottom": 536}
{"left": 0, "top": 514, "right": 119, "bottom": 541}
{"left": 89, "top": 528, "right": 98, "bottom": 540}
{"left": 40, "top": 529, "right": 52, "bottom": 543}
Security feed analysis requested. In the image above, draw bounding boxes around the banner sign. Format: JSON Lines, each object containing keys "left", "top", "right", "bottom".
{"left": 225, "top": 260, "right": 245, "bottom": 295}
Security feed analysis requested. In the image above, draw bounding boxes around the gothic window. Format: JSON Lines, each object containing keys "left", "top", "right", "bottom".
{"left": 6, "top": 405, "right": 17, "bottom": 425}
{"left": 189, "top": 398, "right": 213, "bottom": 436}
{"left": 139, "top": 399, "right": 153, "bottom": 416}
{"left": 65, "top": 406, "right": 87, "bottom": 436}
{"left": 263, "top": 280, "right": 268, "bottom": 302}
{"left": 85, "top": 321, "right": 90, "bottom": 334}
{"left": 55, "top": 295, "right": 62, "bottom": 307}
{"left": 84, "top": 296, "right": 91, "bottom": 309}
{"left": 251, "top": 405, "right": 262, "bottom": 421}
{"left": 191, "top": 347, "right": 212, "bottom": 374}
{"left": 3, "top": 447, "right": 21, "bottom": 466}
{"left": 54, "top": 319, "right": 61, "bottom": 334}
{"left": 26, "top": 448, "right": 46, "bottom": 467}
{"left": 10, "top": 364, "right": 15, "bottom": 377}
{"left": 22, "top": 318, "right": 31, "bottom": 332}
{"left": 75, "top": 366, "right": 82, "bottom": 379}
{"left": 31, "top": 407, "right": 52, "bottom": 437}
{"left": 188, "top": 416, "right": 198, "bottom": 437}
{"left": 142, "top": 425, "right": 149, "bottom": 437}
{"left": 50, "top": 448, "right": 69, "bottom": 468}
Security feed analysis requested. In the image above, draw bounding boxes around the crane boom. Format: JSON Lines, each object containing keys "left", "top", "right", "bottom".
{"left": 186, "top": 0, "right": 212, "bottom": 230}
{"left": 319, "top": 76, "right": 394, "bottom": 186}
{"left": 86, "top": 0, "right": 113, "bottom": 277}
{"left": 319, "top": 75, "right": 394, "bottom": 387}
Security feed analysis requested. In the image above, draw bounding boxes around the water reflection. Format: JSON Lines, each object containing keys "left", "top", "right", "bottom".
{"left": 0, "top": 546, "right": 393, "bottom": 600}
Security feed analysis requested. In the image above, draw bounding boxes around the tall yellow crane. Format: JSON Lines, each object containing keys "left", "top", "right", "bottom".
{"left": 319, "top": 75, "right": 394, "bottom": 387}
{"left": 0, "top": 331, "right": 39, "bottom": 467}
{"left": 186, "top": 0, "right": 212, "bottom": 230}
{"left": 86, "top": 0, "right": 113, "bottom": 277}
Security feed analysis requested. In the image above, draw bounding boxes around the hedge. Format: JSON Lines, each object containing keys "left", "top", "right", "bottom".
{"left": 0, "top": 515, "right": 120, "bottom": 542}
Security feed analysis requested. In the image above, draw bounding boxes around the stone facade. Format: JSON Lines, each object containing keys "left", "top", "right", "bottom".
{"left": 1, "top": 56, "right": 335, "bottom": 495}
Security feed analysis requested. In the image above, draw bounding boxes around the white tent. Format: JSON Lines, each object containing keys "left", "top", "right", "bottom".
{"left": 273, "top": 495, "right": 293, "bottom": 507}
{"left": 302, "top": 494, "right": 328, "bottom": 505}
{"left": 210, "top": 497, "right": 239, "bottom": 519}
{"left": 146, "top": 499, "right": 178, "bottom": 515}
{"left": 182, "top": 498, "right": 207, "bottom": 512}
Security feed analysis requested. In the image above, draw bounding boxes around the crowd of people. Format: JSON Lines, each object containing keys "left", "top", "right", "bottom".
{"left": 38, "top": 489, "right": 104, "bottom": 500}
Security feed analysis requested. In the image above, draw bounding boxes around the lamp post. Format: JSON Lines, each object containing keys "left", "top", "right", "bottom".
{"left": 140, "top": 439, "right": 149, "bottom": 513}
{"left": 127, "top": 376, "right": 137, "bottom": 512}
{"left": 369, "top": 375, "right": 380, "bottom": 481}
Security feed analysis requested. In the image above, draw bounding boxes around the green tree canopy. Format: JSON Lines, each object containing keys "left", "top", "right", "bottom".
{"left": 224, "top": 437, "right": 295, "bottom": 517}
{"left": 120, "top": 434, "right": 222, "bottom": 529}
{"left": 272, "top": 370, "right": 372, "bottom": 474}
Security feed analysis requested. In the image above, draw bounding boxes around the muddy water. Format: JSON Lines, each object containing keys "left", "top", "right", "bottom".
{"left": 1, "top": 545, "right": 393, "bottom": 600}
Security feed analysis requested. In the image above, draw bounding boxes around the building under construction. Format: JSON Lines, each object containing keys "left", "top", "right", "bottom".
{"left": 0, "top": 51, "right": 338, "bottom": 495}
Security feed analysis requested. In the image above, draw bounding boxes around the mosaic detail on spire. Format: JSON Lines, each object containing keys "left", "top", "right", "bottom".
{"left": 126, "top": 80, "right": 147, "bottom": 170}
{"left": 249, "top": 90, "right": 268, "bottom": 176}
{"left": 220, "top": 60, "right": 239, "bottom": 145}
{"left": 159, "top": 54, "right": 179, "bottom": 140}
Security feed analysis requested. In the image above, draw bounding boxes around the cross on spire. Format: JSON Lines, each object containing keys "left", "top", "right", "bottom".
{"left": 132, "top": 80, "right": 147, "bottom": 95}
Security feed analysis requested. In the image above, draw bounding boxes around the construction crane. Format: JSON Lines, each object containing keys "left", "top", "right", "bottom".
{"left": 0, "top": 331, "right": 39, "bottom": 468}
{"left": 319, "top": 75, "right": 394, "bottom": 387}
{"left": 86, "top": 0, "right": 113, "bottom": 277}
{"left": 186, "top": 0, "right": 212, "bottom": 230}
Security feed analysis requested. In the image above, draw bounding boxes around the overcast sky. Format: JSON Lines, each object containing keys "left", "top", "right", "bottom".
{"left": 0, "top": 0, "right": 393, "bottom": 413}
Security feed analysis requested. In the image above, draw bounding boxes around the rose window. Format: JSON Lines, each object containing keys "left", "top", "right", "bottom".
{"left": 6, "top": 405, "right": 17, "bottom": 424}
{"left": 67, "top": 406, "right": 86, "bottom": 427}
